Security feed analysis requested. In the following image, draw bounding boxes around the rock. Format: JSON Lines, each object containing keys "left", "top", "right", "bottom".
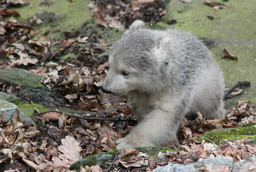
{"left": 153, "top": 157, "right": 256, "bottom": 172}
{"left": 0, "top": 92, "right": 20, "bottom": 102}
{"left": 0, "top": 99, "right": 18, "bottom": 123}
{"left": 0, "top": 99, "right": 34, "bottom": 124}
{"left": 0, "top": 68, "right": 44, "bottom": 88}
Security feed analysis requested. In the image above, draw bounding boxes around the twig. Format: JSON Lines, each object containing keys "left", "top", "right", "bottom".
{"left": 201, "top": 136, "right": 224, "bottom": 158}
{"left": 33, "top": 110, "right": 137, "bottom": 123}
{"left": 107, "top": 151, "right": 119, "bottom": 172}
{"left": 0, "top": 127, "right": 10, "bottom": 144}
{"left": 224, "top": 81, "right": 251, "bottom": 99}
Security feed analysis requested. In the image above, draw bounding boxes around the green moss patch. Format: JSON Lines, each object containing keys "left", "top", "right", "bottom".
{"left": 198, "top": 123, "right": 256, "bottom": 144}
{"left": 0, "top": 68, "right": 44, "bottom": 88}
{"left": 11, "top": 0, "right": 92, "bottom": 39}
{"left": 17, "top": 103, "right": 49, "bottom": 117}
{"left": 70, "top": 151, "right": 117, "bottom": 171}
{"left": 70, "top": 146, "right": 176, "bottom": 170}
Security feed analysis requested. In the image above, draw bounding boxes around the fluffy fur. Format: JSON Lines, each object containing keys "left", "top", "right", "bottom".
{"left": 102, "top": 20, "right": 225, "bottom": 150}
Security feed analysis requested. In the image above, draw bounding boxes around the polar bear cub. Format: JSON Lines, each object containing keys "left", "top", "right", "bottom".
{"left": 102, "top": 20, "right": 225, "bottom": 150}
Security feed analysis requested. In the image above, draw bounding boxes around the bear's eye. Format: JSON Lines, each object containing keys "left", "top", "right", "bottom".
{"left": 121, "top": 71, "right": 129, "bottom": 76}
{"left": 105, "top": 66, "right": 110, "bottom": 71}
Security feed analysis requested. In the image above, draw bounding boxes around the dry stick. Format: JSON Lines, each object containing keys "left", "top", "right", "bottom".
{"left": 201, "top": 136, "right": 224, "bottom": 158}
{"left": 107, "top": 151, "right": 119, "bottom": 172}
{"left": 0, "top": 127, "right": 10, "bottom": 144}
{"left": 34, "top": 110, "right": 137, "bottom": 123}
{"left": 224, "top": 81, "right": 251, "bottom": 100}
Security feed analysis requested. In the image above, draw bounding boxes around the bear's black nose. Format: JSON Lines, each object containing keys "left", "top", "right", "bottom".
{"left": 101, "top": 88, "right": 112, "bottom": 94}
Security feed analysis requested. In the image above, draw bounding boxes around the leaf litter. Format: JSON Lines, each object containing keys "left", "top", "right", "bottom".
{"left": 0, "top": 0, "right": 256, "bottom": 171}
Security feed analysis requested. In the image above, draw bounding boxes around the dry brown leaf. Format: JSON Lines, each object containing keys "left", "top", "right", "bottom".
{"left": 246, "top": 144, "right": 256, "bottom": 153}
{"left": 24, "top": 126, "right": 40, "bottom": 138}
{"left": 226, "top": 87, "right": 243, "bottom": 98}
{"left": 37, "top": 112, "right": 62, "bottom": 121}
{"left": 0, "top": 9, "right": 20, "bottom": 17}
{"left": 86, "top": 144, "right": 95, "bottom": 155}
{"left": 93, "top": 5, "right": 108, "bottom": 28}
{"left": 58, "top": 114, "right": 68, "bottom": 129}
{"left": 222, "top": 49, "right": 238, "bottom": 60}
{"left": 8, "top": 16, "right": 18, "bottom": 23}
{"left": 65, "top": 94, "right": 78, "bottom": 102}
{"left": 58, "top": 135, "right": 81, "bottom": 164}
{"left": 89, "top": 165, "right": 103, "bottom": 172}
{"left": 0, "top": 25, "right": 6, "bottom": 35}
{"left": 204, "top": 1, "right": 227, "bottom": 10}
{"left": 131, "top": 0, "right": 154, "bottom": 5}
{"left": 18, "top": 152, "right": 38, "bottom": 170}
{"left": 10, "top": 51, "right": 38, "bottom": 66}
{"left": 6, "top": 0, "right": 29, "bottom": 5}
{"left": 29, "top": 16, "right": 42, "bottom": 25}
{"left": 78, "top": 36, "right": 88, "bottom": 43}
{"left": 182, "top": 0, "right": 192, "bottom": 3}
{"left": 59, "top": 39, "right": 74, "bottom": 51}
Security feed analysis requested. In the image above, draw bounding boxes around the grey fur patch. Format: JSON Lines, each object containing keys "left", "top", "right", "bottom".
{"left": 103, "top": 20, "right": 225, "bottom": 149}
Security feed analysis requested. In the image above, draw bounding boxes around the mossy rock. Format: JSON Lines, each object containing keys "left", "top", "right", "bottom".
{"left": 70, "top": 147, "right": 176, "bottom": 171}
{"left": 70, "top": 151, "right": 117, "bottom": 171}
{"left": 198, "top": 123, "right": 256, "bottom": 144}
{"left": 0, "top": 92, "right": 20, "bottom": 102}
{"left": 0, "top": 68, "right": 44, "bottom": 88}
{"left": 17, "top": 103, "right": 50, "bottom": 117}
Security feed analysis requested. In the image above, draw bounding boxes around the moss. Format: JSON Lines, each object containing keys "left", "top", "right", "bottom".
{"left": 11, "top": 0, "right": 92, "bottom": 39}
{"left": 17, "top": 103, "right": 49, "bottom": 117}
{"left": 137, "top": 146, "right": 177, "bottom": 158}
{"left": 60, "top": 53, "right": 76, "bottom": 60}
{"left": 198, "top": 123, "right": 256, "bottom": 144}
{"left": 70, "top": 150, "right": 117, "bottom": 171}
{"left": 0, "top": 68, "right": 44, "bottom": 88}
{"left": 70, "top": 146, "right": 176, "bottom": 170}
{"left": 152, "top": 22, "right": 170, "bottom": 30}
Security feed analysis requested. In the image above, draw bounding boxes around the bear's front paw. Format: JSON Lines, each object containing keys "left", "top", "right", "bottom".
{"left": 164, "top": 139, "right": 180, "bottom": 150}
{"left": 116, "top": 137, "right": 134, "bottom": 150}
{"left": 116, "top": 134, "right": 154, "bottom": 150}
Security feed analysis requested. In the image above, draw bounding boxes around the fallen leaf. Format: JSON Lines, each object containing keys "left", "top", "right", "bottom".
{"left": 37, "top": 112, "right": 62, "bottom": 121}
{"left": 78, "top": 36, "right": 88, "bottom": 43}
{"left": 131, "top": 0, "right": 155, "bottom": 5}
{"left": 0, "top": 25, "right": 6, "bottom": 35}
{"left": 182, "top": 0, "right": 192, "bottom": 3}
{"left": 58, "top": 135, "right": 81, "bottom": 164}
{"left": 59, "top": 39, "right": 74, "bottom": 50}
{"left": 65, "top": 94, "right": 78, "bottom": 102}
{"left": 8, "top": 16, "right": 18, "bottom": 23}
{"left": 29, "top": 16, "right": 42, "bottom": 25}
{"left": 222, "top": 49, "right": 238, "bottom": 60}
{"left": 6, "top": 0, "right": 29, "bottom": 6}
{"left": 204, "top": 1, "right": 227, "bottom": 10}
{"left": 89, "top": 165, "right": 103, "bottom": 172}
{"left": 0, "top": 9, "right": 20, "bottom": 17}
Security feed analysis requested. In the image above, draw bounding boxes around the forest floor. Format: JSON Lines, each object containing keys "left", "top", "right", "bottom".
{"left": 0, "top": 0, "right": 256, "bottom": 171}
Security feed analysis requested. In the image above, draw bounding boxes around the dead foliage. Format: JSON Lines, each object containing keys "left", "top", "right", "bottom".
{"left": 91, "top": 0, "right": 168, "bottom": 29}
{"left": 0, "top": 0, "right": 255, "bottom": 171}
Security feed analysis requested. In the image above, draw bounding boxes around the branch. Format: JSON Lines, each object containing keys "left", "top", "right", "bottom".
{"left": 224, "top": 81, "right": 251, "bottom": 100}
{"left": 34, "top": 110, "right": 137, "bottom": 123}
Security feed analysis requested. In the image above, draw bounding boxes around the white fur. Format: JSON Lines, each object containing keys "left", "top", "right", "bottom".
{"left": 103, "top": 20, "right": 225, "bottom": 149}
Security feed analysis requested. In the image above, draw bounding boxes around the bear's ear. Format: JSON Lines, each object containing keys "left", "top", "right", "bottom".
{"left": 129, "top": 20, "right": 146, "bottom": 31}
{"left": 156, "top": 37, "right": 170, "bottom": 49}
{"left": 123, "top": 20, "right": 146, "bottom": 36}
